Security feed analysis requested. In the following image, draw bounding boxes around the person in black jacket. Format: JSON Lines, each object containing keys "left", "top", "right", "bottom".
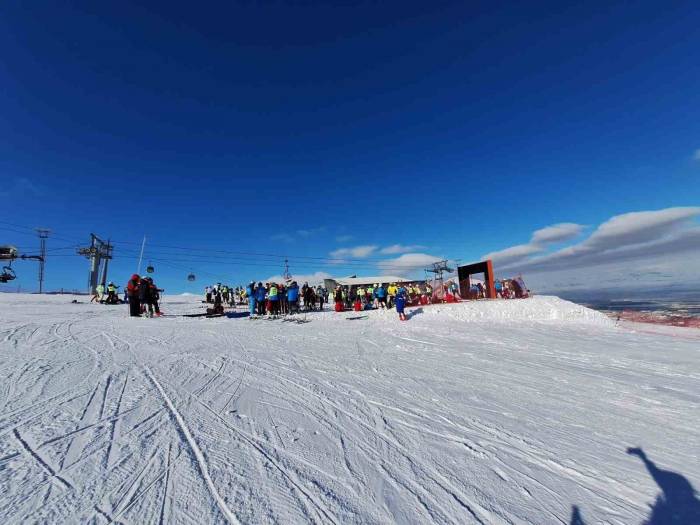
{"left": 139, "top": 276, "right": 152, "bottom": 317}
{"left": 146, "top": 277, "right": 162, "bottom": 317}
{"left": 126, "top": 274, "right": 141, "bottom": 317}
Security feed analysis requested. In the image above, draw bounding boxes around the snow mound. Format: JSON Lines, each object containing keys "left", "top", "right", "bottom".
{"left": 420, "top": 296, "right": 614, "bottom": 325}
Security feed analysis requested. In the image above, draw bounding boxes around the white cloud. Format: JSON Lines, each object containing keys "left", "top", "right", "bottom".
{"left": 380, "top": 244, "right": 427, "bottom": 255}
{"left": 329, "top": 245, "right": 378, "bottom": 259}
{"left": 377, "top": 253, "right": 444, "bottom": 274}
{"left": 483, "top": 243, "right": 544, "bottom": 264}
{"left": 483, "top": 222, "right": 585, "bottom": 264}
{"left": 693, "top": 148, "right": 700, "bottom": 161}
{"left": 499, "top": 207, "right": 700, "bottom": 275}
{"left": 531, "top": 223, "right": 584, "bottom": 244}
{"left": 524, "top": 250, "right": 700, "bottom": 294}
{"left": 582, "top": 208, "right": 699, "bottom": 250}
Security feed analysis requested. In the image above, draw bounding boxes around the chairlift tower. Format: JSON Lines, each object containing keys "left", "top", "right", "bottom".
{"left": 283, "top": 257, "right": 292, "bottom": 281}
{"left": 35, "top": 228, "right": 51, "bottom": 293}
{"left": 77, "top": 234, "right": 113, "bottom": 294}
{"left": 425, "top": 259, "right": 453, "bottom": 290}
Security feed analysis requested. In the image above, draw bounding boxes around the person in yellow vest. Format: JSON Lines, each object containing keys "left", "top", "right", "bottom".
{"left": 387, "top": 283, "right": 398, "bottom": 308}
{"left": 357, "top": 286, "right": 366, "bottom": 304}
{"left": 91, "top": 283, "right": 104, "bottom": 303}
{"left": 106, "top": 282, "right": 119, "bottom": 304}
{"left": 268, "top": 283, "right": 279, "bottom": 316}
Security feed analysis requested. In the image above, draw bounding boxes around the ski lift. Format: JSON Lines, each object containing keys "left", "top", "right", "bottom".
{"left": 187, "top": 273, "right": 196, "bottom": 282}
{"left": 146, "top": 261, "right": 154, "bottom": 273}
{"left": 0, "top": 245, "right": 18, "bottom": 261}
{"left": 0, "top": 265, "right": 16, "bottom": 283}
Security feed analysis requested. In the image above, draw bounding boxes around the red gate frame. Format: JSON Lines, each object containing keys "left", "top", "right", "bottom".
{"left": 457, "top": 259, "right": 496, "bottom": 299}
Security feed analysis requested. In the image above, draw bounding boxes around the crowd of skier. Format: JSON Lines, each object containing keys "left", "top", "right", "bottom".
{"left": 123, "top": 274, "right": 163, "bottom": 317}
{"left": 196, "top": 281, "right": 427, "bottom": 321}
{"left": 116, "top": 274, "right": 529, "bottom": 320}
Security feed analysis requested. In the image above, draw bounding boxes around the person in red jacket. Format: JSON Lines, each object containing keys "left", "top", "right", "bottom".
{"left": 126, "top": 274, "right": 141, "bottom": 317}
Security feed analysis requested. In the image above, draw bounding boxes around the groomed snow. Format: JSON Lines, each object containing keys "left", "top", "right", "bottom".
{"left": 0, "top": 294, "right": 698, "bottom": 524}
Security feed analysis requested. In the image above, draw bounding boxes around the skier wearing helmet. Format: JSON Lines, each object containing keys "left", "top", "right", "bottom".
{"left": 246, "top": 281, "right": 256, "bottom": 318}
{"left": 395, "top": 285, "right": 408, "bottom": 321}
{"left": 126, "top": 274, "right": 141, "bottom": 317}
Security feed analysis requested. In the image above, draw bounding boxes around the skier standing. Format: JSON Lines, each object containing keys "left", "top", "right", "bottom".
{"left": 395, "top": 285, "right": 408, "bottom": 321}
{"left": 246, "top": 282, "right": 256, "bottom": 318}
{"left": 255, "top": 282, "right": 266, "bottom": 316}
{"left": 375, "top": 284, "right": 387, "bottom": 309}
{"left": 268, "top": 283, "right": 280, "bottom": 316}
{"left": 126, "top": 274, "right": 141, "bottom": 317}
{"left": 147, "top": 277, "right": 162, "bottom": 316}
{"left": 287, "top": 281, "right": 299, "bottom": 314}
{"left": 139, "top": 276, "right": 153, "bottom": 317}
{"left": 316, "top": 285, "right": 325, "bottom": 311}
{"left": 334, "top": 286, "right": 344, "bottom": 312}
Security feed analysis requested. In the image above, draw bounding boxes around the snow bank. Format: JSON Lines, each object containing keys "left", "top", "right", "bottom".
{"left": 330, "top": 295, "right": 613, "bottom": 326}
{"left": 416, "top": 295, "right": 614, "bottom": 325}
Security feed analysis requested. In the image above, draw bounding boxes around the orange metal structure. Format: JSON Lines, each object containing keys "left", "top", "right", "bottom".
{"left": 457, "top": 259, "right": 496, "bottom": 299}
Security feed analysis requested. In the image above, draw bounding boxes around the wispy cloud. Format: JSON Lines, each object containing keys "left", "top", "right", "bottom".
{"left": 272, "top": 226, "right": 326, "bottom": 243}
{"left": 335, "top": 235, "right": 354, "bottom": 243}
{"left": 693, "top": 148, "right": 700, "bottom": 161}
{"left": 484, "top": 222, "right": 585, "bottom": 264}
{"left": 377, "top": 252, "right": 444, "bottom": 274}
{"left": 530, "top": 223, "right": 584, "bottom": 244}
{"left": 483, "top": 243, "right": 543, "bottom": 264}
{"left": 296, "top": 226, "right": 326, "bottom": 238}
{"left": 271, "top": 233, "right": 295, "bottom": 243}
{"left": 380, "top": 244, "right": 427, "bottom": 255}
{"left": 329, "top": 245, "right": 378, "bottom": 259}
{"left": 0, "top": 177, "right": 43, "bottom": 198}
{"left": 495, "top": 207, "right": 700, "bottom": 274}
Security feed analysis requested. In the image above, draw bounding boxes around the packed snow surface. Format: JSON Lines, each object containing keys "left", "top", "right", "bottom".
{"left": 0, "top": 294, "right": 698, "bottom": 524}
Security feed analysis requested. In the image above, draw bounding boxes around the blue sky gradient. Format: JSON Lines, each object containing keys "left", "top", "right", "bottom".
{"left": 1, "top": 1, "right": 699, "bottom": 293}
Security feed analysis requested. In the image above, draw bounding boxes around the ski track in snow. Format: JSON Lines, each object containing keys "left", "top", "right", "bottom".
{"left": 0, "top": 293, "right": 698, "bottom": 524}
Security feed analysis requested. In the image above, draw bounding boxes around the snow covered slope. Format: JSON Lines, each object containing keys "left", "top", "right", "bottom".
{"left": 0, "top": 294, "right": 698, "bottom": 524}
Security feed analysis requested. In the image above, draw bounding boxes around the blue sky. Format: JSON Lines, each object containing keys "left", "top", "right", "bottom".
{"left": 1, "top": 1, "right": 699, "bottom": 293}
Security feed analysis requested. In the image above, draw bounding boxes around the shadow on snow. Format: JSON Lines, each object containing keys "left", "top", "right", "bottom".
{"left": 570, "top": 447, "right": 700, "bottom": 524}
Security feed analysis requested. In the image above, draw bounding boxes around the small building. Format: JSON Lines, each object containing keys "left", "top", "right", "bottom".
{"left": 324, "top": 275, "right": 409, "bottom": 290}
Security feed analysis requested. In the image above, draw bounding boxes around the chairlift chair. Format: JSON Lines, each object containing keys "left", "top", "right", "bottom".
{"left": 146, "top": 262, "right": 155, "bottom": 273}
{"left": 187, "top": 273, "right": 196, "bottom": 282}
{"left": 0, "top": 265, "right": 16, "bottom": 283}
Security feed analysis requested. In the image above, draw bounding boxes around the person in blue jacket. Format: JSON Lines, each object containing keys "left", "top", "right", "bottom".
{"left": 494, "top": 279, "right": 503, "bottom": 298}
{"left": 246, "top": 281, "right": 256, "bottom": 318}
{"left": 375, "top": 284, "right": 387, "bottom": 309}
{"left": 287, "top": 281, "right": 299, "bottom": 314}
{"left": 395, "top": 285, "right": 408, "bottom": 321}
{"left": 255, "top": 282, "right": 266, "bottom": 316}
